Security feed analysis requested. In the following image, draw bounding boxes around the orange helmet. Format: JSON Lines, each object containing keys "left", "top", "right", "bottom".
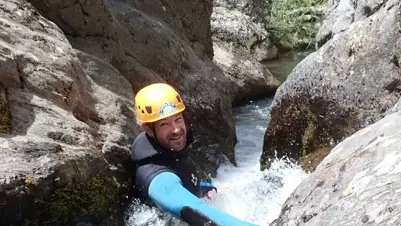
{"left": 134, "top": 83, "right": 186, "bottom": 123}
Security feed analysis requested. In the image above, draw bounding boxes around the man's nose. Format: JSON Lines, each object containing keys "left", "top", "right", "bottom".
{"left": 171, "top": 122, "right": 180, "bottom": 133}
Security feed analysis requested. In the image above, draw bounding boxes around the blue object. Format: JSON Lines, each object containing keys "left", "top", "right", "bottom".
{"left": 148, "top": 172, "right": 259, "bottom": 226}
{"left": 200, "top": 182, "right": 217, "bottom": 192}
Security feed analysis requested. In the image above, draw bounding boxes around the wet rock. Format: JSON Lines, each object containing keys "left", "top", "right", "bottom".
{"left": 316, "top": 0, "right": 396, "bottom": 47}
{"left": 300, "top": 147, "right": 331, "bottom": 173}
{"left": 270, "top": 110, "right": 401, "bottom": 226}
{"left": 27, "top": 0, "right": 243, "bottom": 176}
{"left": 0, "top": 0, "right": 139, "bottom": 224}
{"left": 261, "top": 0, "right": 401, "bottom": 171}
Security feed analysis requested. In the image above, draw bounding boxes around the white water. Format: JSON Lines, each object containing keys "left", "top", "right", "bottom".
{"left": 124, "top": 98, "right": 309, "bottom": 226}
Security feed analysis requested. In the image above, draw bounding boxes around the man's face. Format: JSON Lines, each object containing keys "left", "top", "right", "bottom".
{"left": 144, "top": 113, "right": 187, "bottom": 151}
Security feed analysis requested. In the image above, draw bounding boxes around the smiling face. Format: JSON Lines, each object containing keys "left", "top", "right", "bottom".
{"left": 142, "top": 112, "right": 187, "bottom": 151}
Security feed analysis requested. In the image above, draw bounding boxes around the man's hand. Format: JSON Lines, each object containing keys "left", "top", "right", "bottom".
{"left": 204, "top": 185, "right": 232, "bottom": 200}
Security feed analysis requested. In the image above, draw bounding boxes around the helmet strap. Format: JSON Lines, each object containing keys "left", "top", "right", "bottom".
{"left": 150, "top": 123, "right": 158, "bottom": 144}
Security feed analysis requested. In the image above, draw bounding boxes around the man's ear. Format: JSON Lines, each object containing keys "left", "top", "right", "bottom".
{"left": 142, "top": 123, "right": 155, "bottom": 138}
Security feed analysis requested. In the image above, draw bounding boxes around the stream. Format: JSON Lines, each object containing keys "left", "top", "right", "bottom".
{"left": 124, "top": 52, "right": 311, "bottom": 226}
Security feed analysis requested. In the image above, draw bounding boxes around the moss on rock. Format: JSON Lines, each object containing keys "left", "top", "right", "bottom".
{"left": 22, "top": 174, "right": 126, "bottom": 226}
{"left": 0, "top": 83, "right": 12, "bottom": 134}
{"left": 300, "top": 146, "right": 331, "bottom": 172}
{"left": 298, "top": 104, "right": 318, "bottom": 158}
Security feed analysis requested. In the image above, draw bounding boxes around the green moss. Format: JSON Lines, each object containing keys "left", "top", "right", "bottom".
{"left": 22, "top": 219, "right": 39, "bottom": 226}
{"left": 0, "top": 84, "right": 12, "bottom": 134}
{"left": 25, "top": 175, "right": 34, "bottom": 186}
{"left": 29, "top": 174, "right": 120, "bottom": 226}
{"left": 298, "top": 104, "right": 317, "bottom": 159}
{"left": 267, "top": 0, "right": 327, "bottom": 50}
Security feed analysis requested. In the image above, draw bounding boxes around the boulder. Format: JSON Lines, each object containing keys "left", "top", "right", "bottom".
{"left": 211, "top": 4, "right": 278, "bottom": 62}
{"left": 213, "top": 0, "right": 272, "bottom": 24}
{"left": 211, "top": 0, "right": 281, "bottom": 104}
{"left": 270, "top": 110, "right": 401, "bottom": 226}
{"left": 316, "top": 0, "right": 395, "bottom": 47}
{"left": 0, "top": 0, "right": 139, "bottom": 224}
{"left": 212, "top": 40, "right": 281, "bottom": 105}
{"left": 260, "top": 0, "right": 401, "bottom": 171}
{"left": 28, "top": 0, "right": 241, "bottom": 176}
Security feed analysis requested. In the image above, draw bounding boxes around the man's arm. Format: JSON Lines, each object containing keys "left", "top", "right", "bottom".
{"left": 148, "top": 172, "right": 258, "bottom": 226}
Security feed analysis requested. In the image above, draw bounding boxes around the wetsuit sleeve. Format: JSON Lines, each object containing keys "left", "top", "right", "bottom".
{"left": 134, "top": 163, "right": 173, "bottom": 197}
{"left": 148, "top": 172, "right": 258, "bottom": 226}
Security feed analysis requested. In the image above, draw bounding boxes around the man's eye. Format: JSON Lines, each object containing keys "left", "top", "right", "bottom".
{"left": 176, "top": 117, "right": 183, "bottom": 121}
{"left": 160, "top": 123, "right": 167, "bottom": 127}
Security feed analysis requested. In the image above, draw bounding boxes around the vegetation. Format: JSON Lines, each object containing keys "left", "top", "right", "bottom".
{"left": 22, "top": 174, "right": 130, "bottom": 226}
{"left": 267, "top": 0, "right": 327, "bottom": 50}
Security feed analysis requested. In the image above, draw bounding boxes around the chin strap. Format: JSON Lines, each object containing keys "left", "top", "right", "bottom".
{"left": 150, "top": 123, "right": 159, "bottom": 144}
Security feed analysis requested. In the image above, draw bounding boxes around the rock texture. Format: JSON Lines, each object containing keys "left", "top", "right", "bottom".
{"left": 212, "top": 40, "right": 281, "bottom": 105}
{"left": 0, "top": 0, "right": 139, "bottom": 225}
{"left": 213, "top": 0, "right": 272, "bottom": 24}
{"left": 27, "top": 0, "right": 244, "bottom": 176}
{"left": 388, "top": 97, "right": 401, "bottom": 114}
{"left": 211, "top": 0, "right": 281, "bottom": 104}
{"left": 261, "top": 0, "right": 401, "bottom": 171}
{"left": 212, "top": 1, "right": 278, "bottom": 62}
{"left": 316, "top": 0, "right": 394, "bottom": 47}
{"left": 270, "top": 110, "right": 401, "bottom": 226}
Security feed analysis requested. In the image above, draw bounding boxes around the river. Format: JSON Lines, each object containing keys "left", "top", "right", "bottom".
{"left": 124, "top": 52, "right": 311, "bottom": 226}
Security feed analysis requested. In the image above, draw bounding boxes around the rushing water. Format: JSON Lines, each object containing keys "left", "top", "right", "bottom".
{"left": 124, "top": 98, "right": 309, "bottom": 226}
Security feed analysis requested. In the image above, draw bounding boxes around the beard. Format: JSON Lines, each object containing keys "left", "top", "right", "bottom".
{"left": 167, "top": 130, "right": 186, "bottom": 151}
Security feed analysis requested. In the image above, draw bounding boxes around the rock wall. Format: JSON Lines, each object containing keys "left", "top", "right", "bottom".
{"left": 261, "top": 0, "right": 401, "bottom": 171}
{"left": 211, "top": 0, "right": 281, "bottom": 104}
{"left": 213, "top": 0, "right": 272, "bottom": 24}
{"left": 316, "top": 0, "right": 393, "bottom": 47}
{"left": 270, "top": 109, "right": 401, "bottom": 226}
{"left": 0, "top": 0, "right": 139, "bottom": 224}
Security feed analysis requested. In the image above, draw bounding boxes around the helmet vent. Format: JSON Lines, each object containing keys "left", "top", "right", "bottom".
{"left": 145, "top": 106, "right": 152, "bottom": 114}
{"left": 176, "top": 95, "right": 182, "bottom": 102}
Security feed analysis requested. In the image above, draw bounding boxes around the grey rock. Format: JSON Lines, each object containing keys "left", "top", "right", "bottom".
{"left": 261, "top": 0, "right": 401, "bottom": 170}
{"left": 316, "top": 0, "right": 398, "bottom": 47}
{"left": 213, "top": 0, "right": 271, "bottom": 24}
{"left": 211, "top": 0, "right": 280, "bottom": 101}
{"left": 211, "top": 5, "right": 278, "bottom": 62}
{"left": 270, "top": 111, "right": 401, "bottom": 226}
{"left": 0, "top": 0, "right": 139, "bottom": 224}
{"left": 386, "top": 97, "right": 401, "bottom": 115}
{"left": 212, "top": 41, "right": 281, "bottom": 104}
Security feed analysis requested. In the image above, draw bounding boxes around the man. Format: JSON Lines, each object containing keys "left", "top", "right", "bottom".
{"left": 130, "top": 83, "right": 258, "bottom": 226}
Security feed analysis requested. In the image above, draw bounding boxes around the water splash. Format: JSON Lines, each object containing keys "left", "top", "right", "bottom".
{"left": 124, "top": 99, "right": 308, "bottom": 225}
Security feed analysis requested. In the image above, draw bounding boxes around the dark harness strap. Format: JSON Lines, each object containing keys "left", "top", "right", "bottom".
{"left": 135, "top": 154, "right": 165, "bottom": 167}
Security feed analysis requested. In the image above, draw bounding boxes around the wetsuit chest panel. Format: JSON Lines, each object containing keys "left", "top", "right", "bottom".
{"left": 131, "top": 132, "right": 201, "bottom": 198}
{"left": 151, "top": 154, "right": 201, "bottom": 197}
